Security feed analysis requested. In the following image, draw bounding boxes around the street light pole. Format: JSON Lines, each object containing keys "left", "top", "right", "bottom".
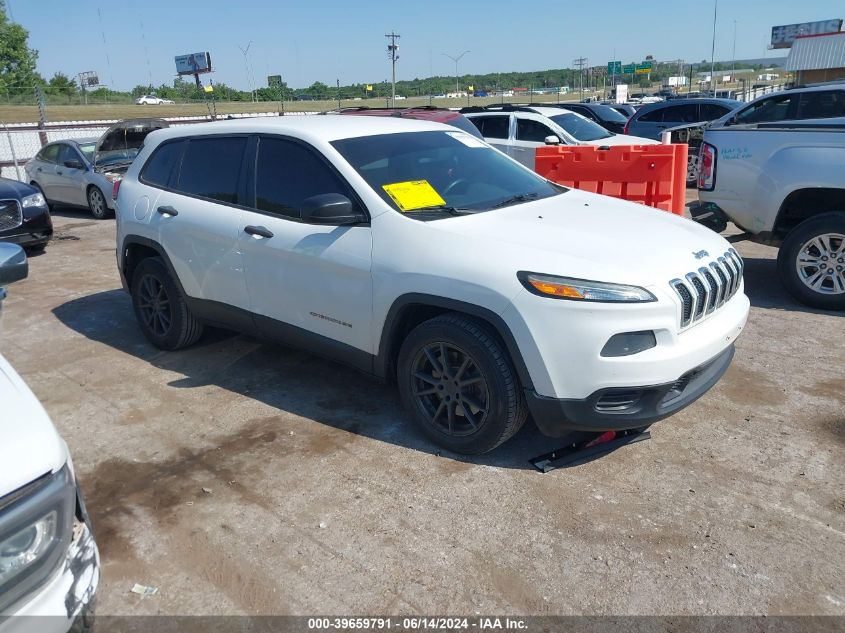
{"left": 443, "top": 50, "right": 470, "bottom": 96}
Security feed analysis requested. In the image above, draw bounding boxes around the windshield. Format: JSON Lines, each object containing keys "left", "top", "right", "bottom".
{"left": 331, "top": 131, "right": 564, "bottom": 216}
{"left": 78, "top": 142, "right": 95, "bottom": 163}
{"left": 591, "top": 105, "right": 628, "bottom": 124}
{"left": 549, "top": 113, "right": 612, "bottom": 142}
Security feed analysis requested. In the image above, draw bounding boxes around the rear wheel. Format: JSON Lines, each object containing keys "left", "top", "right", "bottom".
{"left": 397, "top": 314, "right": 527, "bottom": 454}
{"left": 777, "top": 212, "right": 845, "bottom": 310}
{"left": 87, "top": 186, "right": 110, "bottom": 220}
{"left": 130, "top": 257, "right": 204, "bottom": 349}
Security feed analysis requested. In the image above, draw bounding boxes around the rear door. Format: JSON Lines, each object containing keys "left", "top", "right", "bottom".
{"left": 238, "top": 135, "right": 373, "bottom": 353}
{"left": 30, "top": 144, "right": 61, "bottom": 201}
{"left": 513, "top": 115, "right": 558, "bottom": 170}
{"left": 152, "top": 135, "right": 251, "bottom": 313}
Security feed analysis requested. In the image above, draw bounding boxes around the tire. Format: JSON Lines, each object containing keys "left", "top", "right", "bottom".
{"left": 87, "top": 186, "right": 110, "bottom": 220}
{"left": 396, "top": 314, "right": 528, "bottom": 454}
{"left": 777, "top": 211, "right": 845, "bottom": 311}
{"left": 130, "top": 257, "right": 204, "bottom": 350}
{"left": 25, "top": 243, "right": 47, "bottom": 254}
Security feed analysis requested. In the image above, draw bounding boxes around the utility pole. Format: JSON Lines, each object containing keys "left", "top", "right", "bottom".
{"left": 337, "top": 78, "right": 341, "bottom": 110}
{"left": 710, "top": 0, "right": 718, "bottom": 96}
{"left": 573, "top": 57, "right": 587, "bottom": 102}
{"left": 443, "top": 50, "right": 470, "bottom": 97}
{"left": 385, "top": 31, "right": 400, "bottom": 107}
{"left": 732, "top": 20, "right": 738, "bottom": 76}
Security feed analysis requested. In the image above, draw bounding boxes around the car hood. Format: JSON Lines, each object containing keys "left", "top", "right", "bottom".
{"left": 0, "top": 177, "right": 38, "bottom": 198}
{"left": 0, "top": 352, "right": 66, "bottom": 496}
{"left": 429, "top": 188, "right": 734, "bottom": 288}
{"left": 94, "top": 118, "right": 170, "bottom": 170}
{"left": 584, "top": 133, "right": 659, "bottom": 146}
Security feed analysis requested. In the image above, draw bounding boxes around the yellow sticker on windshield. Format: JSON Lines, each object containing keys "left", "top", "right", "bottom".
{"left": 382, "top": 180, "right": 446, "bottom": 212}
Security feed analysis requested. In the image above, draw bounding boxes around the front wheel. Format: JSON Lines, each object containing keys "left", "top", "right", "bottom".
{"left": 777, "top": 212, "right": 845, "bottom": 310}
{"left": 87, "top": 186, "right": 110, "bottom": 220}
{"left": 397, "top": 314, "right": 528, "bottom": 454}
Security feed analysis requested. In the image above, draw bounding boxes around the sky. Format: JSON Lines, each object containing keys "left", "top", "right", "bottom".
{"left": 8, "top": 0, "right": 845, "bottom": 91}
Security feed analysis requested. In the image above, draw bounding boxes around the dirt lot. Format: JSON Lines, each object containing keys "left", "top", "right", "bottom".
{"left": 2, "top": 206, "right": 843, "bottom": 616}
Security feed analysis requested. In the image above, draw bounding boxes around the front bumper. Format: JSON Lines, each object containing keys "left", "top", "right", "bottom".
{"left": 0, "top": 209, "right": 53, "bottom": 248}
{"left": 0, "top": 498, "right": 100, "bottom": 633}
{"left": 527, "top": 344, "right": 735, "bottom": 436}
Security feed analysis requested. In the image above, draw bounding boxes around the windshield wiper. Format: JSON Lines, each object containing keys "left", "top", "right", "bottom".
{"left": 490, "top": 193, "right": 540, "bottom": 209}
{"left": 406, "top": 205, "right": 476, "bottom": 216}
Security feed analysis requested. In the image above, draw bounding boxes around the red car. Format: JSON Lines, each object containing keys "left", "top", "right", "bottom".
{"left": 331, "top": 106, "right": 485, "bottom": 139}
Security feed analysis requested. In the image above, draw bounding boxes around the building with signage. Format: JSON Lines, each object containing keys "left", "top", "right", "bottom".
{"left": 786, "top": 32, "right": 845, "bottom": 84}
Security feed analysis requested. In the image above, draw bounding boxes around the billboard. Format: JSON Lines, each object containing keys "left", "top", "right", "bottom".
{"left": 175, "top": 52, "right": 212, "bottom": 75}
{"left": 770, "top": 19, "right": 842, "bottom": 49}
{"left": 267, "top": 75, "right": 282, "bottom": 88}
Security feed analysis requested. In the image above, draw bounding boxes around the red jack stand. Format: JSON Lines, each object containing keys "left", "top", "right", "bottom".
{"left": 530, "top": 428, "right": 651, "bottom": 472}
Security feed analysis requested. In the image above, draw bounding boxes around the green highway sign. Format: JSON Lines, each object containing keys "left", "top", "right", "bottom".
{"left": 607, "top": 61, "right": 622, "bottom": 74}
{"left": 622, "top": 64, "right": 636, "bottom": 74}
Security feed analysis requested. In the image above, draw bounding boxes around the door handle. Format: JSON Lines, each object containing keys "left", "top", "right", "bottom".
{"left": 56, "top": 171, "right": 63, "bottom": 175}
{"left": 36, "top": 167, "right": 42, "bottom": 172}
{"left": 244, "top": 225, "right": 274, "bottom": 239}
{"left": 157, "top": 205, "right": 178, "bottom": 217}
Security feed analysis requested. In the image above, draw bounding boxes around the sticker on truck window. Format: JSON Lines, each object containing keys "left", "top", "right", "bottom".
{"left": 382, "top": 180, "right": 447, "bottom": 212}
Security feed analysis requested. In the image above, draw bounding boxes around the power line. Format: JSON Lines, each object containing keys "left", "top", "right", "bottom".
{"left": 385, "top": 31, "right": 400, "bottom": 107}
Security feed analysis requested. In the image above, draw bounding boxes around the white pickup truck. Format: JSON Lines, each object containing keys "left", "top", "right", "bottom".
{"left": 694, "top": 122, "right": 845, "bottom": 310}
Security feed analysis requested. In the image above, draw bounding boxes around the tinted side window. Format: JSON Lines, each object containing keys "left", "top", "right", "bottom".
{"left": 796, "top": 91, "right": 845, "bottom": 119}
{"left": 177, "top": 137, "right": 246, "bottom": 204}
{"left": 662, "top": 104, "right": 700, "bottom": 123}
{"left": 474, "top": 115, "right": 510, "bottom": 139}
{"left": 636, "top": 107, "right": 664, "bottom": 123}
{"left": 37, "top": 145, "right": 60, "bottom": 163}
{"left": 255, "top": 137, "right": 357, "bottom": 221}
{"left": 699, "top": 104, "right": 732, "bottom": 121}
{"left": 141, "top": 140, "right": 185, "bottom": 188}
{"left": 736, "top": 94, "right": 792, "bottom": 124}
{"left": 517, "top": 118, "right": 555, "bottom": 142}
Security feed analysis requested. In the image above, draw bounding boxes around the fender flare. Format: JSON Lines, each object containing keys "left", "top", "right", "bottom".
{"left": 375, "top": 293, "right": 534, "bottom": 390}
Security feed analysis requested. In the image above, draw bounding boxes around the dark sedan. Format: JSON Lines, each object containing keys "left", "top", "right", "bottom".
{"left": 531, "top": 102, "right": 631, "bottom": 134}
{"left": 0, "top": 178, "right": 53, "bottom": 252}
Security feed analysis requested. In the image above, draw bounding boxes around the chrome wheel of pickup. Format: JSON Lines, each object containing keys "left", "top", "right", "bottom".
{"left": 795, "top": 232, "right": 845, "bottom": 295}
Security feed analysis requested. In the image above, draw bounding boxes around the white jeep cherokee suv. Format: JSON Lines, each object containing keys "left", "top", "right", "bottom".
{"left": 115, "top": 116, "right": 749, "bottom": 454}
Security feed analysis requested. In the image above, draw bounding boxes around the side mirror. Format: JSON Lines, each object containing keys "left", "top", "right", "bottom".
{"left": 0, "top": 244, "right": 28, "bottom": 287}
{"left": 64, "top": 159, "right": 85, "bottom": 170}
{"left": 544, "top": 135, "right": 561, "bottom": 146}
{"left": 300, "top": 194, "right": 365, "bottom": 225}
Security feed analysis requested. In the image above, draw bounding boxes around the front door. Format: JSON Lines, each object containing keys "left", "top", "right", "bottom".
{"left": 513, "top": 117, "right": 558, "bottom": 171}
{"left": 54, "top": 144, "right": 88, "bottom": 206}
{"left": 238, "top": 135, "right": 373, "bottom": 354}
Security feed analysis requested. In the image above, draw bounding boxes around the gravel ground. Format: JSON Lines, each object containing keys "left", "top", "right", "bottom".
{"left": 2, "top": 205, "right": 843, "bottom": 616}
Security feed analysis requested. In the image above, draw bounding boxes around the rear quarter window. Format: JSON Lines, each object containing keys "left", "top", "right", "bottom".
{"left": 140, "top": 140, "right": 185, "bottom": 188}
{"left": 636, "top": 108, "right": 664, "bottom": 123}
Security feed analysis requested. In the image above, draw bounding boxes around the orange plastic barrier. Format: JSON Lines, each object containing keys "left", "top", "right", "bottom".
{"left": 535, "top": 144, "right": 689, "bottom": 215}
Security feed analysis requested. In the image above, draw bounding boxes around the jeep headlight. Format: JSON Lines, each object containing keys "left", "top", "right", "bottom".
{"left": 0, "top": 465, "right": 75, "bottom": 614}
{"left": 518, "top": 272, "right": 656, "bottom": 303}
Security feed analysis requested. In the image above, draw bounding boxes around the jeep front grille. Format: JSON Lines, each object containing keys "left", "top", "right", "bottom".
{"left": 0, "top": 199, "right": 23, "bottom": 232}
{"left": 670, "top": 249, "right": 743, "bottom": 329}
